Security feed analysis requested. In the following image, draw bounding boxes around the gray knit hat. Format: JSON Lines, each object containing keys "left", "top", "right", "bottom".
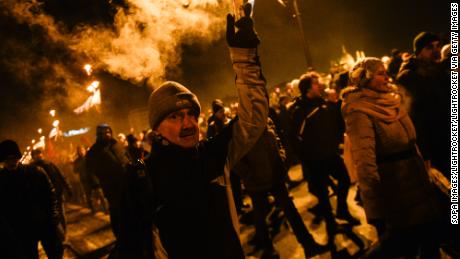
{"left": 148, "top": 81, "right": 201, "bottom": 129}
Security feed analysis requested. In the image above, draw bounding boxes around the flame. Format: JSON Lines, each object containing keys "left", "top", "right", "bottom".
{"left": 26, "top": 146, "right": 30, "bottom": 151}
{"left": 84, "top": 64, "right": 93, "bottom": 76}
{"left": 31, "top": 139, "right": 36, "bottom": 144}
{"left": 86, "top": 81, "right": 100, "bottom": 92}
{"left": 74, "top": 88, "right": 101, "bottom": 114}
{"left": 49, "top": 109, "right": 56, "bottom": 117}
{"left": 52, "top": 120, "right": 60, "bottom": 127}
{"left": 49, "top": 127, "right": 58, "bottom": 138}
{"left": 33, "top": 136, "right": 46, "bottom": 150}
{"left": 4, "top": 0, "right": 230, "bottom": 89}
{"left": 37, "top": 128, "right": 42, "bottom": 134}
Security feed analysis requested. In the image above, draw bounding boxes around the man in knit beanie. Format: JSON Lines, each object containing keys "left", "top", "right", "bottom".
{"left": 413, "top": 31, "right": 441, "bottom": 61}
{"left": 397, "top": 31, "right": 446, "bottom": 175}
{"left": 207, "top": 99, "right": 228, "bottom": 138}
{"left": 0, "top": 140, "right": 63, "bottom": 259}
{"left": 121, "top": 5, "right": 273, "bottom": 259}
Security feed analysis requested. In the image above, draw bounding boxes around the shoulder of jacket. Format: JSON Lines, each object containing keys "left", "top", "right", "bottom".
{"left": 22, "top": 164, "right": 48, "bottom": 179}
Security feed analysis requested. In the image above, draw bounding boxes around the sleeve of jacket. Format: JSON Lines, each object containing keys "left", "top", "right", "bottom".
{"left": 36, "top": 167, "right": 64, "bottom": 259}
{"left": 345, "top": 112, "right": 384, "bottom": 220}
{"left": 52, "top": 163, "right": 72, "bottom": 196}
{"left": 226, "top": 47, "right": 268, "bottom": 170}
{"left": 397, "top": 69, "right": 431, "bottom": 160}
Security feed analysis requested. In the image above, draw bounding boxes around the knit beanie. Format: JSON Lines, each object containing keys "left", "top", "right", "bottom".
{"left": 148, "top": 81, "right": 201, "bottom": 129}
{"left": 413, "top": 31, "right": 440, "bottom": 55}
{"left": 212, "top": 99, "right": 225, "bottom": 114}
{"left": 0, "top": 140, "right": 22, "bottom": 162}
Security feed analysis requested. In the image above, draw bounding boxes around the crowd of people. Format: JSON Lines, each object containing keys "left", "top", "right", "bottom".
{"left": 0, "top": 6, "right": 457, "bottom": 259}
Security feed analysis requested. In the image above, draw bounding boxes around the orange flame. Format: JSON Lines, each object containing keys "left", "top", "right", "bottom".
{"left": 52, "top": 120, "right": 60, "bottom": 127}
{"left": 84, "top": 64, "right": 92, "bottom": 76}
{"left": 86, "top": 81, "right": 100, "bottom": 92}
{"left": 49, "top": 109, "right": 56, "bottom": 117}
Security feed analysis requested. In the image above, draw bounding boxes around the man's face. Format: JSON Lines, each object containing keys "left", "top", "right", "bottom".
{"left": 418, "top": 41, "right": 441, "bottom": 62}
{"left": 77, "top": 147, "right": 86, "bottom": 157}
{"left": 307, "top": 78, "right": 323, "bottom": 98}
{"left": 101, "top": 128, "right": 112, "bottom": 142}
{"left": 215, "top": 109, "right": 226, "bottom": 121}
{"left": 3, "top": 157, "right": 20, "bottom": 171}
{"left": 155, "top": 108, "right": 199, "bottom": 149}
{"left": 32, "top": 152, "right": 44, "bottom": 161}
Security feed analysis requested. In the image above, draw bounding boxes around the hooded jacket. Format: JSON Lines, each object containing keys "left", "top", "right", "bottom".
{"left": 341, "top": 87, "right": 440, "bottom": 229}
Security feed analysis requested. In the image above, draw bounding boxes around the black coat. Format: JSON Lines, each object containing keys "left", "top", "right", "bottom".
{"left": 397, "top": 56, "right": 444, "bottom": 162}
{"left": 32, "top": 160, "right": 71, "bottom": 198}
{"left": 144, "top": 122, "right": 244, "bottom": 259}
{"left": 86, "top": 139, "right": 129, "bottom": 207}
{"left": 0, "top": 164, "right": 63, "bottom": 259}
{"left": 73, "top": 155, "right": 99, "bottom": 189}
{"left": 290, "top": 96, "right": 344, "bottom": 161}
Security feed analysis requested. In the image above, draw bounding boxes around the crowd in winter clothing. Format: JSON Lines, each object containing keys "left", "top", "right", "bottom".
{"left": 0, "top": 9, "right": 457, "bottom": 259}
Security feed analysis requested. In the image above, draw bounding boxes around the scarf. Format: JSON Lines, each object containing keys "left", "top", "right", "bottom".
{"left": 341, "top": 86, "right": 405, "bottom": 123}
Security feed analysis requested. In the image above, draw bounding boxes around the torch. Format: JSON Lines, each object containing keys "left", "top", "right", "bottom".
{"left": 233, "top": 0, "right": 254, "bottom": 20}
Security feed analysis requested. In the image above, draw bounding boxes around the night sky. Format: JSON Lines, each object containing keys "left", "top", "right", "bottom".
{"left": 0, "top": 0, "right": 449, "bottom": 147}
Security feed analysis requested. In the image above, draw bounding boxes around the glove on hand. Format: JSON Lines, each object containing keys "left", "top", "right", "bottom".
{"left": 226, "top": 3, "right": 260, "bottom": 48}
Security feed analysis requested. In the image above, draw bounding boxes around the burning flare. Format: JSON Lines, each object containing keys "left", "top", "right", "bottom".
{"left": 52, "top": 120, "right": 60, "bottom": 127}
{"left": 74, "top": 81, "right": 101, "bottom": 114}
{"left": 84, "top": 64, "right": 93, "bottom": 76}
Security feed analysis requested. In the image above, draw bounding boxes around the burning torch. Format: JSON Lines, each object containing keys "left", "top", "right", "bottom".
{"left": 233, "top": 0, "right": 254, "bottom": 20}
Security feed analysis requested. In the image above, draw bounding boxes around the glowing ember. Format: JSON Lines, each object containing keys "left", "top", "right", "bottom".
{"left": 84, "top": 64, "right": 93, "bottom": 76}
{"left": 26, "top": 146, "right": 30, "bottom": 151}
{"left": 31, "top": 139, "right": 35, "bottom": 144}
{"left": 52, "top": 120, "right": 60, "bottom": 127}
{"left": 49, "top": 109, "right": 56, "bottom": 117}
{"left": 37, "top": 128, "right": 42, "bottom": 134}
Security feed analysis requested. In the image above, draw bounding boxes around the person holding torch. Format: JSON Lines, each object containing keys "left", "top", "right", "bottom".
{"left": 120, "top": 5, "right": 269, "bottom": 259}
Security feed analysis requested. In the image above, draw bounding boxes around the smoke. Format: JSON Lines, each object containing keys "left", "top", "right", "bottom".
{"left": 4, "top": 0, "right": 229, "bottom": 88}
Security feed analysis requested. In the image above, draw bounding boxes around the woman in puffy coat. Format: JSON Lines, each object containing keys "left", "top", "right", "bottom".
{"left": 341, "top": 58, "right": 441, "bottom": 258}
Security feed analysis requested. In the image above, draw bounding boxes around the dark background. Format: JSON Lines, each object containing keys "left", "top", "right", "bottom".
{"left": 0, "top": 0, "right": 449, "bottom": 147}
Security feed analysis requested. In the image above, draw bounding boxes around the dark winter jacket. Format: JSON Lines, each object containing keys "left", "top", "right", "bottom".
{"left": 32, "top": 160, "right": 71, "bottom": 198}
{"left": 290, "top": 96, "right": 344, "bottom": 161}
{"left": 124, "top": 47, "right": 268, "bottom": 259}
{"left": 73, "top": 155, "right": 99, "bottom": 189}
{"left": 206, "top": 118, "right": 227, "bottom": 139}
{"left": 396, "top": 56, "right": 443, "bottom": 162}
{"left": 86, "top": 139, "right": 129, "bottom": 207}
{"left": 0, "top": 164, "right": 63, "bottom": 259}
{"left": 146, "top": 123, "right": 244, "bottom": 259}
